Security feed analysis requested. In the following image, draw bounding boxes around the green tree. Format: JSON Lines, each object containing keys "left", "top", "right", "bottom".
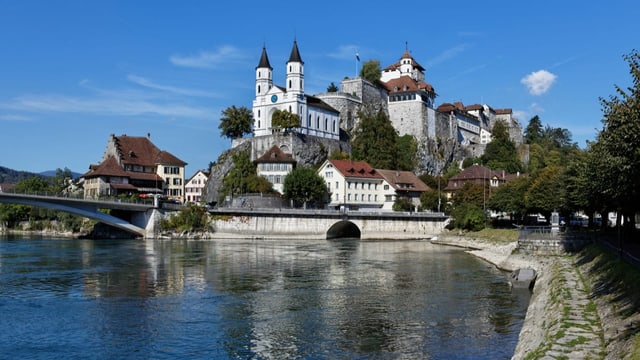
{"left": 450, "top": 203, "right": 485, "bottom": 231}
{"left": 392, "top": 197, "right": 413, "bottom": 212}
{"left": 525, "top": 166, "right": 567, "bottom": 220}
{"left": 283, "top": 167, "right": 327, "bottom": 208}
{"left": 524, "top": 115, "right": 543, "bottom": 144}
{"left": 487, "top": 176, "right": 531, "bottom": 222}
{"left": 592, "top": 49, "right": 640, "bottom": 230}
{"left": 419, "top": 188, "right": 445, "bottom": 212}
{"left": 329, "top": 150, "right": 350, "bottom": 160}
{"left": 351, "top": 109, "right": 399, "bottom": 169}
{"left": 359, "top": 60, "right": 381, "bottom": 84}
{"left": 482, "top": 120, "right": 523, "bottom": 173}
{"left": 271, "top": 109, "right": 301, "bottom": 132}
{"left": 397, "top": 135, "right": 418, "bottom": 171}
{"left": 219, "top": 105, "right": 253, "bottom": 139}
{"left": 327, "top": 82, "right": 338, "bottom": 92}
{"left": 220, "top": 150, "right": 255, "bottom": 197}
{"left": 52, "top": 167, "right": 73, "bottom": 194}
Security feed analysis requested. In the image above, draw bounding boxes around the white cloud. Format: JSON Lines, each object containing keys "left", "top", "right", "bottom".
{"left": 169, "top": 45, "right": 243, "bottom": 69}
{"left": 127, "top": 75, "right": 220, "bottom": 98}
{"left": 530, "top": 102, "right": 545, "bottom": 113}
{"left": 0, "top": 93, "right": 211, "bottom": 119}
{"left": 0, "top": 113, "right": 31, "bottom": 122}
{"left": 521, "top": 70, "right": 557, "bottom": 95}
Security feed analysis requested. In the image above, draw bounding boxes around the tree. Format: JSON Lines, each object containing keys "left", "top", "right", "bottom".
{"left": 220, "top": 150, "right": 255, "bottom": 197}
{"left": 524, "top": 115, "right": 543, "bottom": 144}
{"left": 219, "top": 105, "right": 253, "bottom": 139}
{"left": 359, "top": 60, "right": 381, "bottom": 84}
{"left": 397, "top": 135, "right": 418, "bottom": 171}
{"left": 482, "top": 120, "right": 523, "bottom": 173}
{"left": 351, "top": 109, "right": 399, "bottom": 169}
{"left": 487, "top": 176, "right": 531, "bottom": 223}
{"left": 592, "top": 49, "right": 640, "bottom": 230}
{"left": 283, "top": 167, "right": 327, "bottom": 208}
{"left": 52, "top": 167, "right": 73, "bottom": 194}
{"left": 525, "top": 166, "right": 567, "bottom": 220}
{"left": 271, "top": 109, "right": 301, "bottom": 132}
{"left": 327, "top": 82, "right": 338, "bottom": 92}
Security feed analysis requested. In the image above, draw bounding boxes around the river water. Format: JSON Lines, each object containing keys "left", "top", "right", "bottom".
{"left": 0, "top": 235, "right": 530, "bottom": 359}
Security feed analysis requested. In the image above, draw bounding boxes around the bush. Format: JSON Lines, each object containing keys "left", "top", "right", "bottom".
{"left": 450, "top": 203, "right": 485, "bottom": 231}
{"left": 160, "top": 204, "right": 210, "bottom": 232}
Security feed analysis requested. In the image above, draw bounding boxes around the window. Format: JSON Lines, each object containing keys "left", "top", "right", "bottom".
{"left": 335, "top": 181, "right": 338, "bottom": 189}
{"left": 275, "top": 175, "right": 281, "bottom": 184}
{"left": 347, "top": 194, "right": 351, "bottom": 201}
{"left": 325, "top": 118, "right": 328, "bottom": 130}
{"left": 325, "top": 171, "right": 333, "bottom": 178}
{"left": 348, "top": 182, "right": 352, "bottom": 189}
{"left": 384, "top": 185, "right": 389, "bottom": 190}
{"left": 354, "top": 194, "right": 358, "bottom": 201}
{"left": 308, "top": 115, "right": 311, "bottom": 127}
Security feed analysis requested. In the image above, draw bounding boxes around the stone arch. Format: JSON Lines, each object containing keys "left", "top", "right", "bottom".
{"left": 326, "top": 220, "right": 361, "bottom": 239}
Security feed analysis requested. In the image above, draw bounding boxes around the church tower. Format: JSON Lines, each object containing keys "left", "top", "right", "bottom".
{"left": 256, "top": 46, "right": 273, "bottom": 97}
{"left": 286, "top": 40, "right": 304, "bottom": 96}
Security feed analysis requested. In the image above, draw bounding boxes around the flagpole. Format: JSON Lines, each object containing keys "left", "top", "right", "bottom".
{"left": 355, "top": 50, "right": 359, "bottom": 78}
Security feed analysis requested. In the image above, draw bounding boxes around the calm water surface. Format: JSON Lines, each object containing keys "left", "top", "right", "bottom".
{"left": 0, "top": 235, "right": 530, "bottom": 359}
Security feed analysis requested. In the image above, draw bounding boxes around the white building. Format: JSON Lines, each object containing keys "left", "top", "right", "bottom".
{"left": 255, "top": 145, "right": 296, "bottom": 194}
{"left": 185, "top": 170, "right": 209, "bottom": 204}
{"left": 252, "top": 41, "right": 340, "bottom": 140}
{"left": 317, "top": 159, "right": 384, "bottom": 210}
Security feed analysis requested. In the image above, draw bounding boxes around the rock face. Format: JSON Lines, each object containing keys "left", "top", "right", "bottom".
{"left": 203, "top": 141, "right": 251, "bottom": 205}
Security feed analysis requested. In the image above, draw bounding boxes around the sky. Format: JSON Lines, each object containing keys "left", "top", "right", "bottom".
{"left": 1, "top": 1, "right": 638, "bottom": 176}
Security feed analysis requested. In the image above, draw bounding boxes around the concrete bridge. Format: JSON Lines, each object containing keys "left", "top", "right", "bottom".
{"left": 0, "top": 192, "right": 161, "bottom": 237}
{"left": 208, "top": 208, "right": 449, "bottom": 240}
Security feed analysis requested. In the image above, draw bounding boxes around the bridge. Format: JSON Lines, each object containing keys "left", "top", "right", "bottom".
{"left": 0, "top": 191, "right": 160, "bottom": 237}
{"left": 208, "top": 208, "right": 449, "bottom": 240}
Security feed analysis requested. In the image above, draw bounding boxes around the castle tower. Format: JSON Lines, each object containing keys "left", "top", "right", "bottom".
{"left": 256, "top": 46, "right": 273, "bottom": 97}
{"left": 286, "top": 40, "right": 304, "bottom": 96}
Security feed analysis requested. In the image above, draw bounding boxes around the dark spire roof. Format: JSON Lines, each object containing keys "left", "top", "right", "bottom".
{"left": 256, "top": 46, "right": 272, "bottom": 70}
{"left": 288, "top": 40, "right": 304, "bottom": 64}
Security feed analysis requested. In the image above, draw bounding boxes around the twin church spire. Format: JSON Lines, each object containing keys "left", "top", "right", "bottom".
{"left": 255, "top": 40, "right": 304, "bottom": 97}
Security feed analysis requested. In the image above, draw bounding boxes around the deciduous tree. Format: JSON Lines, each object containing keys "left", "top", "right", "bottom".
{"left": 219, "top": 105, "right": 253, "bottom": 139}
{"left": 283, "top": 167, "right": 326, "bottom": 208}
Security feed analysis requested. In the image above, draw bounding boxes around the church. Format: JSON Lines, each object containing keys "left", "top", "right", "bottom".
{"left": 252, "top": 41, "right": 340, "bottom": 140}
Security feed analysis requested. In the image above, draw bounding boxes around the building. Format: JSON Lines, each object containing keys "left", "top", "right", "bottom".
{"left": 317, "top": 159, "right": 384, "bottom": 210}
{"left": 252, "top": 41, "right": 340, "bottom": 140}
{"left": 376, "top": 169, "right": 431, "bottom": 211}
{"left": 82, "top": 134, "right": 187, "bottom": 201}
{"left": 443, "top": 164, "right": 522, "bottom": 199}
{"left": 185, "top": 170, "right": 209, "bottom": 204}
{"left": 255, "top": 145, "right": 296, "bottom": 194}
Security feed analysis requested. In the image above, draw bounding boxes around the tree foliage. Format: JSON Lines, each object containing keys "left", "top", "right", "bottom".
{"left": 397, "top": 135, "right": 418, "bottom": 171}
{"left": 359, "top": 60, "right": 381, "bottom": 84}
{"left": 283, "top": 167, "right": 327, "bottom": 208}
{"left": 481, "top": 120, "right": 522, "bottom": 173}
{"left": 524, "top": 165, "right": 567, "bottom": 220}
{"left": 271, "top": 109, "right": 301, "bottom": 132}
{"left": 219, "top": 105, "right": 253, "bottom": 139}
{"left": 220, "top": 150, "right": 257, "bottom": 196}
{"left": 524, "top": 115, "right": 543, "bottom": 145}
{"left": 487, "top": 176, "right": 531, "bottom": 222}
{"left": 327, "top": 82, "right": 338, "bottom": 92}
{"left": 351, "top": 110, "right": 399, "bottom": 169}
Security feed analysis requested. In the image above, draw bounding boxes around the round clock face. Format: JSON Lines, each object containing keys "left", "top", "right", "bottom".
{"left": 271, "top": 95, "right": 278, "bottom": 103}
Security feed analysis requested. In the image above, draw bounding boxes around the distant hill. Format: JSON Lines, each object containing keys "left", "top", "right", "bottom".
{"left": 39, "top": 169, "right": 82, "bottom": 179}
{"left": 0, "top": 166, "right": 48, "bottom": 184}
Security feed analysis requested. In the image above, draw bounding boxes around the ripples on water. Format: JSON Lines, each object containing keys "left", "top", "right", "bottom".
{"left": 0, "top": 235, "right": 530, "bottom": 359}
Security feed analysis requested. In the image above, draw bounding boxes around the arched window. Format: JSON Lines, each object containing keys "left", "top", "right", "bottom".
{"left": 308, "top": 114, "right": 311, "bottom": 127}
{"left": 333, "top": 120, "right": 336, "bottom": 132}
{"left": 289, "top": 80, "right": 292, "bottom": 89}
{"left": 258, "top": 85, "right": 261, "bottom": 94}
{"left": 316, "top": 116, "right": 320, "bottom": 128}
{"left": 258, "top": 110, "right": 261, "bottom": 117}
{"left": 324, "top": 118, "right": 328, "bottom": 130}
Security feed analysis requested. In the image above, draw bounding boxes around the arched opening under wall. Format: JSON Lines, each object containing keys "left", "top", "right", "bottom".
{"left": 326, "top": 220, "right": 361, "bottom": 239}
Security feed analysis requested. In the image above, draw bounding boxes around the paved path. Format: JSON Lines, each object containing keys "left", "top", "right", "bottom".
{"left": 534, "top": 257, "right": 604, "bottom": 359}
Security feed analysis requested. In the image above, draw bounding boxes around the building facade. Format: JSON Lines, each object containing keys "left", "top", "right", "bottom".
{"left": 255, "top": 145, "right": 296, "bottom": 194}
{"left": 252, "top": 41, "right": 340, "bottom": 140}
{"left": 82, "top": 134, "right": 187, "bottom": 201}
{"left": 185, "top": 170, "right": 209, "bottom": 204}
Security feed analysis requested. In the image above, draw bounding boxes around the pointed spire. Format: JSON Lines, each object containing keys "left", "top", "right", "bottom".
{"left": 256, "top": 46, "right": 272, "bottom": 70}
{"left": 288, "top": 40, "right": 304, "bottom": 64}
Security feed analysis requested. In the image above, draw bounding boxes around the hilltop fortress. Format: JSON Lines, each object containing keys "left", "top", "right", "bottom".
{"left": 236, "top": 40, "right": 522, "bottom": 173}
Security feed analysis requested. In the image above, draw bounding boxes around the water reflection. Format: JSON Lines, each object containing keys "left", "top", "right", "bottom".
{"left": 0, "top": 235, "right": 529, "bottom": 359}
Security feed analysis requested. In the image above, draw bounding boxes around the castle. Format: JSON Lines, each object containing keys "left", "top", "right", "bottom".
{"left": 246, "top": 40, "right": 522, "bottom": 166}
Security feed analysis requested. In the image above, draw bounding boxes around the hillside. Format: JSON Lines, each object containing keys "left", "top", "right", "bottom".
{"left": 0, "top": 166, "right": 47, "bottom": 184}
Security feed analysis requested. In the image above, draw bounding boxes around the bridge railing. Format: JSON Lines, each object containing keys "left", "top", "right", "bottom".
{"left": 0, "top": 189, "right": 156, "bottom": 206}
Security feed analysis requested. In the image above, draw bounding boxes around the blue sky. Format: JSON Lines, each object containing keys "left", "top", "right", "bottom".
{"left": 1, "top": 1, "right": 638, "bottom": 176}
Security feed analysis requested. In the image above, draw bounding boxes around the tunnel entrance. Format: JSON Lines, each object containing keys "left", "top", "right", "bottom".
{"left": 326, "top": 220, "right": 361, "bottom": 239}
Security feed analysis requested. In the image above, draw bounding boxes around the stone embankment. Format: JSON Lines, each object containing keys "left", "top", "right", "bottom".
{"left": 432, "top": 235, "right": 609, "bottom": 359}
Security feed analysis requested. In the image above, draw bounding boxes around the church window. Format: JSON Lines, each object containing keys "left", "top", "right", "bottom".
{"left": 289, "top": 105, "right": 292, "bottom": 112}
{"left": 289, "top": 79, "right": 292, "bottom": 89}
{"left": 258, "top": 85, "right": 261, "bottom": 94}
{"left": 316, "top": 116, "right": 320, "bottom": 128}
{"left": 289, "top": 65, "right": 292, "bottom": 72}
{"left": 258, "top": 120, "right": 261, "bottom": 128}
{"left": 325, "top": 118, "right": 328, "bottom": 130}
{"left": 258, "top": 110, "right": 261, "bottom": 117}
{"left": 333, "top": 120, "right": 336, "bottom": 132}
{"left": 308, "top": 114, "right": 311, "bottom": 127}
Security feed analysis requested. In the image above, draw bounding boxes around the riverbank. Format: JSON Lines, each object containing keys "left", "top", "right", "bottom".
{"left": 433, "top": 233, "right": 639, "bottom": 359}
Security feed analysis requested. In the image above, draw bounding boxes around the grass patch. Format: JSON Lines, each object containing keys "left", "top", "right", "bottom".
{"left": 464, "top": 228, "right": 518, "bottom": 243}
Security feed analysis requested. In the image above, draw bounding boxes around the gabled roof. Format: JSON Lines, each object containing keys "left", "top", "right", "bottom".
{"left": 112, "top": 134, "right": 187, "bottom": 167}
{"left": 306, "top": 95, "right": 339, "bottom": 114}
{"left": 326, "top": 159, "right": 382, "bottom": 179}
{"left": 376, "top": 169, "right": 430, "bottom": 192}
{"left": 82, "top": 155, "right": 164, "bottom": 182}
{"left": 383, "top": 76, "right": 434, "bottom": 94}
{"left": 436, "top": 102, "right": 479, "bottom": 120}
{"left": 255, "top": 145, "right": 296, "bottom": 164}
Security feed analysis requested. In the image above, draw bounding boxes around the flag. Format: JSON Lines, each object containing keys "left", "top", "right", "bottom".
{"left": 356, "top": 52, "right": 360, "bottom": 62}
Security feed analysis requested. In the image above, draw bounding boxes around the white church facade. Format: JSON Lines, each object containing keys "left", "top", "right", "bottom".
{"left": 252, "top": 41, "right": 340, "bottom": 140}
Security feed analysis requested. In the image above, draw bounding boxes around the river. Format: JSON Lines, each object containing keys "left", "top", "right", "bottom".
{"left": 0, "top": 235, "right": 530, "bottom": 359}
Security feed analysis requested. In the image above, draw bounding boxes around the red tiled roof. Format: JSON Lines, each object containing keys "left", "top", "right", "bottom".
{"left": 255, "top": 145, "right": 296, "bottom": 164}
{"left": 495, "top": 108, "right": 512, "bottom": 115}
{"left": 376, "top": 169, "right": 430, "bottom": 192}
{"left": 383, "top": 76, "right": 434, "bottom": 94}
{"left": 83, "top": 156, "right": 128, "bottom": 178}
{"left": 114, "top": 135, "right": 187, "bottom": 167}
{"left": 383, "top": 49, "right": 426, "bottom": 72}
{"left": 327, "top": 159, "right": 382, "bottom": 179}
